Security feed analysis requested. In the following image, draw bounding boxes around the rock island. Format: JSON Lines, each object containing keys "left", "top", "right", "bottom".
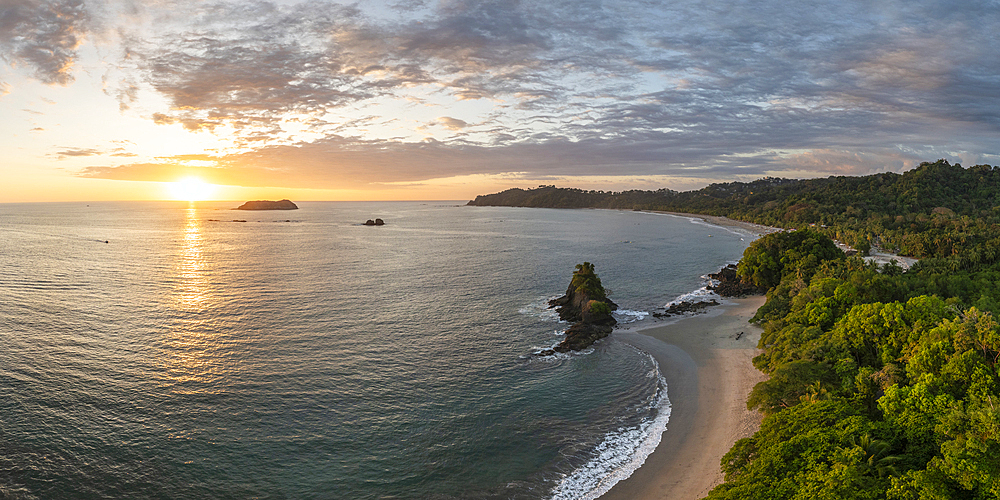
{"left": 544, "top": 262, "right": 618, "bottom": 353}
{"left": 235, "top": 200, "right": 298, "bottom": 210}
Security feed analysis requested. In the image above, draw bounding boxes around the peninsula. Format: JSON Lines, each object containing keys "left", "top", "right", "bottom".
{"left": 235, "top": 199, "right": 298, "bottom": 210}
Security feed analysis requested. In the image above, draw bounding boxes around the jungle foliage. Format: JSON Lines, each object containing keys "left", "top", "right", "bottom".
{"left": 705, "top": 231, "right": 1000, "bottom": 499}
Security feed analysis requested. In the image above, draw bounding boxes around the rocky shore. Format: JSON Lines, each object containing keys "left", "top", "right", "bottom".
{"left": 707, "top": 264, "right": 761, "bottom": 296}
{"left": 652, "top": 299, "right": 719, "bottom": 318}
{"left": 649, "top": 264, "right": 762, "bottom": 319}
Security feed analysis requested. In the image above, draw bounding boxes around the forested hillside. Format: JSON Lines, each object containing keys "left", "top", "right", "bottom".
{"left": 469, "top": 160, "right": 1000, "bottom": 270}
{"left": 471, "top": 159, "right": 1000, "bottom": 498}
{"left": 706, "top": 230, "right": 1000, "bottom": 499}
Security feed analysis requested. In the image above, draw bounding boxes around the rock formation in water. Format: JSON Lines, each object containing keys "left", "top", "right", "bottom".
{"left": 363, "top": 218, "right": 385, "bottom": 226}
{"left": 235, "top": 200, "right": 298, "bottom": 210}
{"left": 543, "top": 262, "right": 618, "bottom": 353}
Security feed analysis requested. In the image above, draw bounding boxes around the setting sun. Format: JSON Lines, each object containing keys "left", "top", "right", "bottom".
{"left": 168, "top": 177, "right": 217, "bottom": 201}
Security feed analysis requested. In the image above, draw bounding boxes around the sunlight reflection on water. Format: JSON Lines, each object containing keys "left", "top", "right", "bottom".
{"left": 176, "top": 205, "right": 208, "bottom": 312}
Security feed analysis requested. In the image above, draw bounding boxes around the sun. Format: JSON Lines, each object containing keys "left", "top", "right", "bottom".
{"left": 168, "top": 177, "right": 217, "bottom": 201}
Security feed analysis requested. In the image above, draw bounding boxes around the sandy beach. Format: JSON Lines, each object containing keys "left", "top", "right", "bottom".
{"left": 601, "top": 295, "right": 767, "bottom": 500}
{"left": 643, "top": 210, "right": 781, "bottom": 238}
{"left": 596, "top": 209, "right": 772, "bottom": 500}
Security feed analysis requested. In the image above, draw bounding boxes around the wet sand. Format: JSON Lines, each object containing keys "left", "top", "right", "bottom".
{"left": 601, "top": 296, "right": 767, "bottom": 500}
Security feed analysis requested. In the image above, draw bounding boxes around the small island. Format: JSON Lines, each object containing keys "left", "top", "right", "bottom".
{"left": 542, "top": 262, "right": 618, "bottom": 354}
{"left": 235, "top": 199, "right": 298, "bottom": 210}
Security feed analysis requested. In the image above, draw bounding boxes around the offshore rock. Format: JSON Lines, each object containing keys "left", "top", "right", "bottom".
{"left": 363, "top": 218, "right": 385, "bottom": 226}
{"left": 235, "top": 199, "right": 298, "bottom": 210}
{"left": 546, "top": 262, "right": 618, "bottom": 353}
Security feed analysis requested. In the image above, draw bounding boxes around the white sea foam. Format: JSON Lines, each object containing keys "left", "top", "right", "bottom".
{"left": 664, "top": 284, "right": 721, "bottom": 307}
{"left": 613, "top": 309, "right": 649, "bottom": 323}
{"left": 548, "top": 351, "right": 672, "bottom": 500}
{"left": 645, "top": 211, "right": 758, "bottom": 239}
{"left": 519, "top": 296, "right": 564, "bottom": 322}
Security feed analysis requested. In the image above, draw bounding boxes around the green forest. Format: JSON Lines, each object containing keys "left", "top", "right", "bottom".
{"left": 471, "top": 159, "right": 1000, "bottom": 499}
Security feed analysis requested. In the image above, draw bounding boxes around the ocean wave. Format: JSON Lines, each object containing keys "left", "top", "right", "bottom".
{"left": 547, "top": 351, "right": 671, "bottom": 500}
{"left": 664, "top": 284, "right": 721, "bottom": 307}
{"left": 519, "top": 296, "right": 564, "bottom": 322}
{"left": 613, "top": 309, "right": 649, "bottom": 324}
{"left": 646, "top": 211, "right": 755, "bottom": 239}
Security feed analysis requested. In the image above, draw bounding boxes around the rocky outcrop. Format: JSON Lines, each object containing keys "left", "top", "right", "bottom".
{"left": 708, "top": 264, "right": 761, "bottom": 297}
{"left": 235, "top": 199, "right": 298, "bottom": 210}
{"left": 543, "top": 262, "right": 618, "bottom": 354}
{"left": 651, "top": 299, "right": 720, "bottom": 318}
{"left": 363, "top": 218, "right": 385, "bottom": 226}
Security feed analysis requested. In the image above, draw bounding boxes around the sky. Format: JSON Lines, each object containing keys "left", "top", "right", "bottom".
{"left": 2, "top": 0, "right": 999, "bottom": 202}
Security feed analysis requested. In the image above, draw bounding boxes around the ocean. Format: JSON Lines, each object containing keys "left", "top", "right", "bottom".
{"left": 0, "top": 201, "right": 752, "bottom": 499}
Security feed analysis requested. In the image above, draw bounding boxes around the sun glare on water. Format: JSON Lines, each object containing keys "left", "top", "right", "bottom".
{"left": 168, "top": 177, "right": 217, "bottom": 201}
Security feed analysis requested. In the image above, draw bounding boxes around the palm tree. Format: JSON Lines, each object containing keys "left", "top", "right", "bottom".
{"left": 799, "top": 381, "right": 831, "bottom": 404}
{"left": 849, "top": 433, "right": 900, "bottom": 478}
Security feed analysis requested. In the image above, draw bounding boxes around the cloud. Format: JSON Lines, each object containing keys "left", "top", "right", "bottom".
{"left": 57, "top": 0, "right": 1000, "bottom": 189}
{"left": 55, "top": 147, "right": 102, "bottom": 158}
{"left": 0, "top": 0, "right": 90, "bottom": 85}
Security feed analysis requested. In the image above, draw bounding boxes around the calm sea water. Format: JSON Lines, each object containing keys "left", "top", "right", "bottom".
{"left": 0, "top": 201, "right": 751, "bottom": 499}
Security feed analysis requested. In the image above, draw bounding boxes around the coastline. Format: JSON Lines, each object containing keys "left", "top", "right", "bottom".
{"left": 641, "top": 210, "right": 781, "bottom": 238}
{"left": 594, "top": 208, "right": 921, "bottom": 499}
{"left": 648, "top": 209, "right": 919, "bottom": 269}
{"left": 600, "top": 295, "right": 767, "bottom": 500}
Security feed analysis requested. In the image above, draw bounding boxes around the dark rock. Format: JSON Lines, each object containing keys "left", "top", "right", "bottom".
{"left": 235, "top": 199, "right": 298, "bottom": 210}
{"left": 364, "top": 219, "right": 376, "bottom": 226}
{"left": 374, "top": 218, "right": 385, "bottom": 226}
{"left": 707, "top": 264, "right": 761, "bottom": 297}
{"left": 652, "top": 299, "right": 719, "bottom": 318}
{"left": 553, "top": 321, "right": 615, "bottom": 353}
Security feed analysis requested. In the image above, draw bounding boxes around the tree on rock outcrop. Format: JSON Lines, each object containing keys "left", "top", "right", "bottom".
{"left": 546, "top": 262, "right": 618, "bottom": 352}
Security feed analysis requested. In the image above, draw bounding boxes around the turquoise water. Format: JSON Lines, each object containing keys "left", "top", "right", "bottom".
{"left": 0, "top": 201, "right": 751, "bottom": 499}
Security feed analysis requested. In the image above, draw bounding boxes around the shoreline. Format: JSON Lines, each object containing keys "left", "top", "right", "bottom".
{"left": 640, "top": 210, "right": 781, "bottom": 238}
{"left": 646, "top": 209, "right": 919, "bottom": 269}
{"left": 600, "top": 295, "right": 767, "bottom": 500}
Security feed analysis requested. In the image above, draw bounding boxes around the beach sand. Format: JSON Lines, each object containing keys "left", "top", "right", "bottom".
{"left": 600, "top": 295, "right": 767, "bottom": 500}
{"left": 644, "top": 211, "right": 781, "bottom": 238}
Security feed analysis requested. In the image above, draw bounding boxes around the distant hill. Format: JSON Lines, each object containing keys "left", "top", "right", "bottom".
{"left": 469, "top": 160, "right": 1000, "bottom": 266}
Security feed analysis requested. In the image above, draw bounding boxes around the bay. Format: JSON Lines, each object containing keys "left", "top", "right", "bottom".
{"left": 0, "top": 201, "right": 751, "bottom": 499}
